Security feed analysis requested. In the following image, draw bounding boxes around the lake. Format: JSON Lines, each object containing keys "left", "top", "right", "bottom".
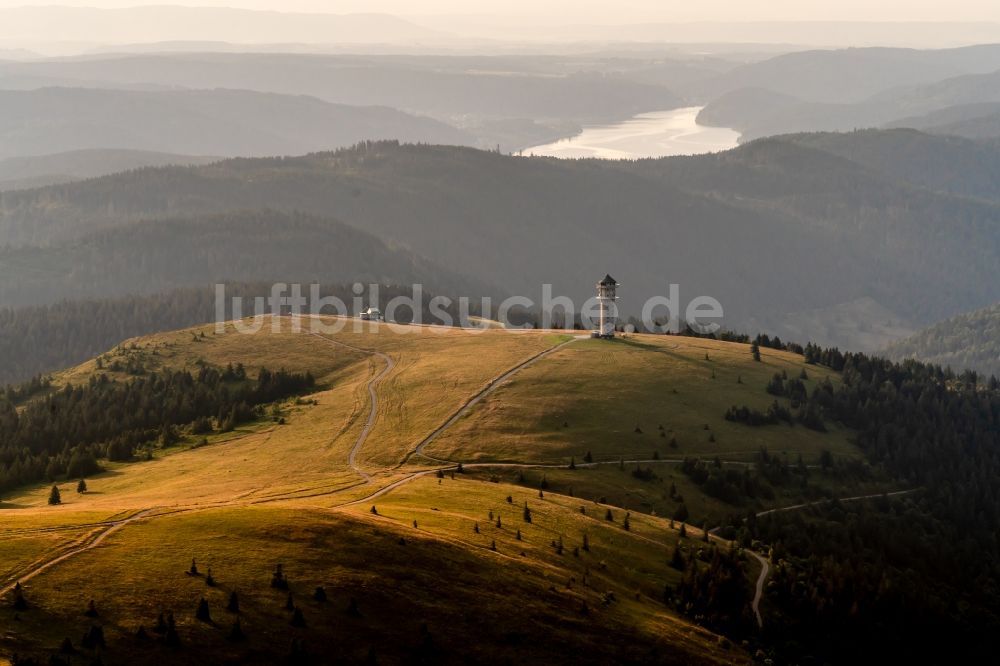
{"left": 523, "top": 106, "right": 740, "bottom": 160}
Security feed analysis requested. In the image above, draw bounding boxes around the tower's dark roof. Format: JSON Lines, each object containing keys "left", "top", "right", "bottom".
{"left": 598, "top": 274, "right": 618, "bottom": 286}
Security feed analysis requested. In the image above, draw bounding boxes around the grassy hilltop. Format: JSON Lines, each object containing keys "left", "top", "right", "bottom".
{"left": 0, "top": 317, "right": 891, "bottom": 664}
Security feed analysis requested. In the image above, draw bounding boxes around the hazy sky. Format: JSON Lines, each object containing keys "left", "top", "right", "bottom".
{"left": 1, "top": 0, "right": 1000, "bottom": 23}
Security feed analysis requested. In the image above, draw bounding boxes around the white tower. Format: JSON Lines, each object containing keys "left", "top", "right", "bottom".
{"left": 594, "top": 274, "right": 619, "bottom": 338}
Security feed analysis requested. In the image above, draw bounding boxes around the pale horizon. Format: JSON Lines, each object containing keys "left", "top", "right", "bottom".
{"left": 0, "top": 1, "right": 1000, "bottom": 23}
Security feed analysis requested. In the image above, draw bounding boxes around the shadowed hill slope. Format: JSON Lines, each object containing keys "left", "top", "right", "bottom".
{"left": 0, "top": 209, "right": 492, "bottom": 307}
{"left": 5, "top": 137, "right": 1000, "bottom": 348}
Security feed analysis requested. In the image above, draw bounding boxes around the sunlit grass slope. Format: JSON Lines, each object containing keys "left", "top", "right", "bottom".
{"left": 2, "top": 485, "right": 746, "bottom": 665}
{"left": 0, "top": 318, "right": 879, "bottom": 664}
{"left": 425, "top": 335, "right": 856, "bottom": 465}
{"left": 53, "top": 317, "right": 567, "bottom": 470}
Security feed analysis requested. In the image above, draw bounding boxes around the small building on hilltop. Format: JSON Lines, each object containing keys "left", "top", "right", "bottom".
{"left": 360, "top": 307, "right": 383, "bottom": 321}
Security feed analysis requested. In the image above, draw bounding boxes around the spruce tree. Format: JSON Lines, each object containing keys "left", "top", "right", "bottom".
{"left": 155, "top": 612, "right": 167, "bottom": 633}
{"left": 228, "top": 618, "right": 245, "bottom": 641}
{"left": 347, "top": 597, "right": 361, "bottom": 617}
{"left": 12, "top": 581, "right": 27, "bottom": 610}
{"left": 48, "top": 484, "right": 62, "bottom": 505}
{"left": 271, "top": 564, "right": 288, "bottom": 590}
{"left": 670, "top": 545, "right": 685, "bottom": 570}
{"left": 165, "top": 612, "right": 180, "bottom": 646}
{"left": 76, "top": 478, "right": 87, "bottom": 493}
{"left": 195, "top": 598, "right": 211, "bottom": 623}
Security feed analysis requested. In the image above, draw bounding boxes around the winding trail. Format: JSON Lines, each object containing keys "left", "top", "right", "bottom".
{"left": 737, "top": 487, "right": 920, "bottom": 628}
{"left": 747, "top": 551, "right": 769, "bottom": 628}
{"left": 307, "top": 332, "right": 395, "bottom": 481}
{"left": 754, "top": 488, "right": 919, "bottom": 519}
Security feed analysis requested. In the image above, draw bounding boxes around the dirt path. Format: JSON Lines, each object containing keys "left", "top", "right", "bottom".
{"left": 754, "top": 488, "right": 918, "bottom": 519}
{"left": 736, "top": 487, "right": 920, "bottom": 628}
{"left": 747, "top": 551, "right": 768, "bottom": 628}
{"left": 308, "top": 332, "right": 395, "bottom": 481}
{"left": 405, "top": 335, "right": 586, "bottom": 465}
{"left": 0, "top": 508, "right": 156, "bottom": 597}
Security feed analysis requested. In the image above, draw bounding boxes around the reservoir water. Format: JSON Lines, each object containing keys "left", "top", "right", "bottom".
{"left": 523, "top": 106, "right": 740, "bottom": 160}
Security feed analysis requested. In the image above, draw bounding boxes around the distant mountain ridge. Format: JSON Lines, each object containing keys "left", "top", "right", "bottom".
{"left": 699, "top": 64, "right": 1000, "bottom": 141}
{"left": 0, "top": 54, "right": 684, "bottom": 128}
{"left": 690, "top": 45, "right": 1000, "bottom": 104}
{"left": 0, "top": 149, "right": 220, "bottom": 191}
{"left": 0, "top": 87, "right": 475, "bottom": 160}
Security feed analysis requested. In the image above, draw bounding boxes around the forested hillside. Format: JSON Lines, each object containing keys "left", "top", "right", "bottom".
{"left": 5, "top": 135, "right": 1000, "bottom": 349}
{"left": 883, "top": 301, "right": 1000, "bottom": 377}
{"left": 779, "top": 129, "right": 1000, "bottom": 201}
{"left": 0, "top": 209, "right": 490, "bottom": 308}
{"left": 0, "top": 362, "right": 315, "bottom": 493}
{"left": 722, "top": 349, "right": 1000, "bottom": 662}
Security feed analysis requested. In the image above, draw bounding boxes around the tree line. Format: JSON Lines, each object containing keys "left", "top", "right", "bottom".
{"left": 0, "top": 363, "right": 314, "bottom": 494}
{"left": 0, "top": 282, "right": 489, "bottom": 386}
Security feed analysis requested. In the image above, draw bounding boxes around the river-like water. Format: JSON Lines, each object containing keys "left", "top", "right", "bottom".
{"left": 523, "top": 106, "right": 740, "bottom": 159}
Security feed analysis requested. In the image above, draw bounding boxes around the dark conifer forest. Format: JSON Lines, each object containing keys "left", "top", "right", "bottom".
{"left": 714, "top": 346, "right": 1000, "bottom": 661}
{"left": 0, "top": 365, "right": 314, "bottom": 493}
